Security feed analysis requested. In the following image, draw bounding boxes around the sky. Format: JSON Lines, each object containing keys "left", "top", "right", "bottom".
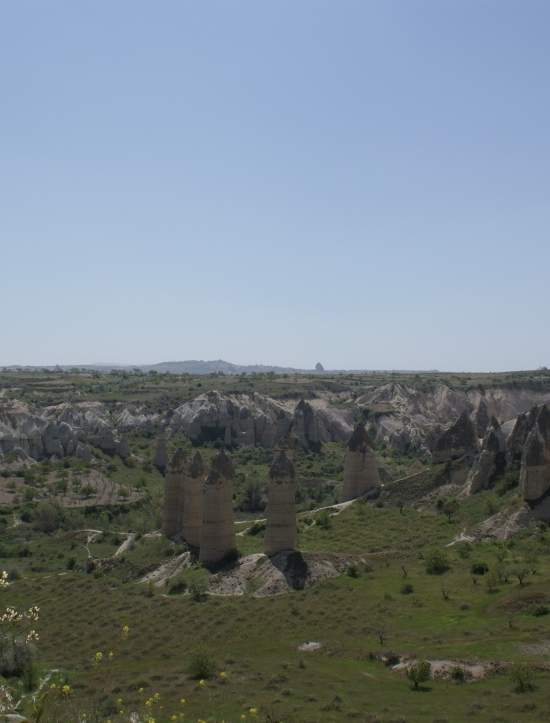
{"left": 1, "top": 0, "right": 549, "bottom": 372}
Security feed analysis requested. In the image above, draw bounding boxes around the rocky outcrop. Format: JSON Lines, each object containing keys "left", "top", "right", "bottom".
{"left": 520, "top": 405, "right": 550, "bottom": 505}
{"left": 182, "top": 451, "right": 205, "bottom": 549}
{"left": 432, "top": 411, "right": 478, "bottom": 463}
{"left": 341, "top": 424, "right": 380, "bottom": 501}
{"left": 466, "top": 418, "right": 507, "bottom": 494}
{"left": 170, "top": 391, "right": 292, "bottom": 447}
{"left": 199, "top": 450, "right": 236, "bottom": 566}
{"left": 162, "top": 448, "right": 186, "bottom": 539}
{"left": 265, "top": 451, "right": 297, "bottom": 556}
{"left": 356, "top": 382, "right": 550, "bottom": 454}
{"left": 0, "top": 400, "right": 129, "bottom": 462}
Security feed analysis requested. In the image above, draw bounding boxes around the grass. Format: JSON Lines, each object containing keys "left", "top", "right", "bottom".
{"left": 2, "top": 498, "right": 550, "bottom": 722}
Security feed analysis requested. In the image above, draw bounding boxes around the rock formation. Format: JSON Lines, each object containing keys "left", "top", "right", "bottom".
{"left": 341, "top": 423, "right": 380, "bottom": 501}
{"left": 474, "top": 398, "right": 490, "bottom": 438}
{"left": 181, "top": 451, "right": 205, "bottom": 549}
{"left": 162, "top": 448, "right": 186, "bottom": 539}
{"left": 154, "top": 434, "right": 168, "bottom": 476}
{"left": 520, "top": 405, "right": 550, "bottom": 505}
{"left": 264, "top": 451, "right": 297, "bottom": 556}
{"left": 292, "top": 400, "right": 322, "bottom": 452}
{"left": 432, "top": 411, "right": 478, "bottom": 463}
{"left": 466, "top": 418, "right": 507, "bottom": 494}
{"left": 199, "top": 450, "right": 236, "bottom": 566}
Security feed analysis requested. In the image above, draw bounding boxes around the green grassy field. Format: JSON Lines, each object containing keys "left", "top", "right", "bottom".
{"left": 2, "top": 496, "right": 550, "bottom": 723}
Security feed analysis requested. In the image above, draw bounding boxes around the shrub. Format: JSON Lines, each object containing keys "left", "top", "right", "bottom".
{"left": 346, "top": 564, "right": 360, "bottom": 578}
{"left": 425, "top": 550, "right": 450, "bottom": 575}
{"left": 316, "top": 510, "right": 332, "bottom": 529}
{"left": 471, "top": 562, "right": 489, "bottom": 575}
{"left": 32, "top": 502, "right": 63, "bottom": 533}
{"left": 168, "top": 576, "right": 187, "bottom": 595}
{"left": 451, "top": 666, "right": 466, "bottom": 683}
{"left": 0, "top": 634, "right": 36, "bottom": 678}
{"left": 510, "top": 662, "right": 535, "bottom": 692}
{"left": 406, "top": 660, "right": 431, "bottom": 690}
{"left": 187, "top": 567, "right": 208, "bottom": 601}
{"left": 532, "top": 605, "right": 549, "bottom": 617}
{"left": 401, "top": 583, "right": 414, "bottom": 595}
{"left": 186, "top": 651, "right": 216, "bottom": 680}
{"left": 247, "top": 521, "right": 266, "bottom": 537}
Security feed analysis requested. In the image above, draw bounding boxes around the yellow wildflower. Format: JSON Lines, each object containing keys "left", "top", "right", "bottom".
{"left": 108, "top": 650, "right": 114, "bottom": 659}
{"left": 180, "top": 698, "right": 187, "bottom": 704}
{"left": 249, "top": 709, "right": 258, "bottom": 716}
{"left": 94, "top": 651, "right": 103, "bottom": 664}
{"left": 198, "top": 679, "right": 206, "bottom": 688}
{"left": 62, "top": 684, "right": 71, "bottom": 697}
{"left": 219, "top": 670, "right": 227, "bottom": 679}
{"left": 121, "top": 624, "right": 130, "bottom": 638}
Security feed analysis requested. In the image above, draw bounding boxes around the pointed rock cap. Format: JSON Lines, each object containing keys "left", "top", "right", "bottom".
{"left": 347, "top": 423, "right": 370, "bottom": 452}
{"left": 270, "top": 450, "right": 295, "bottom": 480}
{"left": 168, "top": 447, "right": 187, "bottom": 472}
{"left": 189, "top": 450, "right": 205, "bottom": 478}
{"left": 536, "top": 404, "right": 550, "bottom": 438}
{"left": 209, "top": 449, "right": 234, "bottom": 480}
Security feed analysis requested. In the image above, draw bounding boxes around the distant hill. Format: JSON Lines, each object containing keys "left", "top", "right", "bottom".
{"left": 1, "top": 359, "right": 318, "bottom": 375}
{"left": 141, "top": 359, "right": 308, "bottom": 375}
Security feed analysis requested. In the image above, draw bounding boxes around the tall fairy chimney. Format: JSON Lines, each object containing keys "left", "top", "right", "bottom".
{"left": 341, "top": 423, "right": 379, "bottom": 501}
{"left": 182, "top": 451, "right": 205, "bottom": 550}
{"left": 162, "top": 448, "right": 186, "bottom": 539}
{"left": 264, "top": 450, "right": 297, "bottom": 556}
{"left": 199, "top": 450, "right": 236, "bottom": 566}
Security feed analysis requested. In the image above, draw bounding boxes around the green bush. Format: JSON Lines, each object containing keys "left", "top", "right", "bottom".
{"left": 406, "top": 660, "right": 431, "bottom": 690}
{"left": 471, "top": 562, "right": 489, "bottom": 575}
{"left": 401, "top": 583, "right": 414, "bottom": 595}
{"left": 425, "top": 550, "right": 450, "bottom": 575}
{"left": 186, "top": 651, "right": 216, "bottom": 680}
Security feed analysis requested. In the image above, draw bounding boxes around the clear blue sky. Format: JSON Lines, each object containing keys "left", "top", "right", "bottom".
{"left": 1, "top": 1, "right": 549, "bottom": 371}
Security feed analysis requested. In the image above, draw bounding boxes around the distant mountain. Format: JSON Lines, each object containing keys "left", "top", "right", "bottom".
{"left": 142, "top": 359, "right": 307, "bottom": 375}
{"left": 1, "top": 359, "right": 319, "bottom": 375}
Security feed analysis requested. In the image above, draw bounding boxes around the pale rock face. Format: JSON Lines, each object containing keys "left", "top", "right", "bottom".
{"left": 199, "top": 450, "right": 236, "bottom": 566}
{"left": 466, "top": 418, "right": 507, "bottom": 494}
{"left": 341, "top": 424, "right": 380, "bottom": 501}
{"left": 432, "top": 411, "right": 478, "bottom": 463}
{"left": 265, "top": 451, "right": 297, "bottom": 556}
{"left": 521, "top": 405, "right": 550, "bottom": 504}
{"left": 162, "top": 448, "right": 187, "bottom": 539}
{"left": 182, "top": 451, "right": 205, "bottom": 549}
{"left": 170, "top": 391, "right": 292, "bottom": 447}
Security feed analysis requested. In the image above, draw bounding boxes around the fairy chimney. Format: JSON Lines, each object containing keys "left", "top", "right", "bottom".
{"left": 162, "top": 448, "right": 186, "bottom": 539}
{"left": 182, "top": 451, "right": 205, "bottom": 549}
{"left": 520, "top": 405, "right": 550, "bottom": 504}
{"left": 342, "top": 423, "right": 380, "bottom": 501}
{"left": 199, "top": 450, "right": 236, "bottom": 566}
{"left": 264, "top": 450, "right": 297, "bottom": 556}
{"left": 154, "top": 433, "right": 168, "bottom": 476}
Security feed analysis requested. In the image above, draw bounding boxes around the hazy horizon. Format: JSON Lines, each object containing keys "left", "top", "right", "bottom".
{"left": 2, "top": 1, "right": 549, "bottom": 372}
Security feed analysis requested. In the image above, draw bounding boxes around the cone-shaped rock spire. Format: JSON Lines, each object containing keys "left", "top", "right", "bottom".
{"left": 341, "top": 423, "right": 379, "bottom": 501}
{"left": 521, "top": 405, "right": 550, "bottom": 504}
{"left": 154, "top": 433, "right": 168, "bottom": 476}
{"left": 162, "top": 447, "right": 186, "bottom": 539}
{"left": 182, "top": 451, "right": 205, "bottom": 549}
{"left": 264, "top": 450, "right": 297, "bottom": 556}
{"left": 199, "top": 450, "right": 236, "bottom": 565}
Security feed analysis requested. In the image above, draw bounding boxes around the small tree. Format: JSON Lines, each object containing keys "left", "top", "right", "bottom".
{"left": 512, "top": 566, "right": 530, "bottom": 587}
{"left": 442, "top": 498, "right": 459, "bottom": 522}
{"left": 425, "top": 549, "right": 450, "bottom": 575}
{"left": 407, "top": 660, "right": 431, "bottom": 690}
